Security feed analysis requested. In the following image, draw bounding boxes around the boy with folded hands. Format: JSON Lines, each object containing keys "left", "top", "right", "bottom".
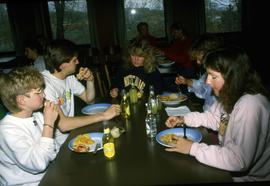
{"left": 42, "top": 39, "right": 121, "bottom": 146}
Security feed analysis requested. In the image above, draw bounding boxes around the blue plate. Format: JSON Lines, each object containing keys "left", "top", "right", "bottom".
{"left": 81, "top": 103, "right": 111, "bottom": 115}
{"left": 156, "top": 128, "right": 202, "bottom": 147}
{"left": 68, "top": 132, "right": 103, "bottom": 153}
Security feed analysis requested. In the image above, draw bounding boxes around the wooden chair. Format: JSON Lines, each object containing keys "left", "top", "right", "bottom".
{"left": 93, "top": 68, "right": 105, "bottom": 97}
{"left": 92, "top": 65, "right": 112, "bottom": 98}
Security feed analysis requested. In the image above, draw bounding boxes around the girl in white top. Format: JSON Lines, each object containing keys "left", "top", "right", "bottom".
{"left": 0, "top": 67, "right": 58, "bottom": 186}
{"left": 175, "top": 34, "right": 223, "bottom": 111}
{"left": 165, "top": 46, "right": 270, "bottom": 182}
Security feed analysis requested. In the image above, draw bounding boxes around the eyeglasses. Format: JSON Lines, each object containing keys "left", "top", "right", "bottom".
{"left": 24, "top": 88, "right": 44, "bottom": 98}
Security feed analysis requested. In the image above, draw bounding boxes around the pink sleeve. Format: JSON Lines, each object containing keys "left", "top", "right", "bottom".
{"left": 189, "top": 95, "right": 270, "bottom": 172}
{"left": 184, "top": 102, "right": 222, "bottom": 131}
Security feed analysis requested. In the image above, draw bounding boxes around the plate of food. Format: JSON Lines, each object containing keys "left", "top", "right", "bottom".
{"left": 158, "top": 92, "right": 187, "bottom": 106}
{"left": 68, "top": 132, "right": 103, "bottom": 153}
{"left": 159, "top": 60, "right": 175, "bottom": 67}
{"left": 156, "top": 128, "right": 202, "bottom": 147}
{"left": 81, "top": 103, "right": 111, "bottom": 115}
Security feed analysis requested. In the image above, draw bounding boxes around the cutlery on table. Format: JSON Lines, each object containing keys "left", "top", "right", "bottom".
{"left": 93, "top": 142, "right": 101, "bottom": 154}
{"left": 182, "top": 124, "right": 187, "bottom": 139}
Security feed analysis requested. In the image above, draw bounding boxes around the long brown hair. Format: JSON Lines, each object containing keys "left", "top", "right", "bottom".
{"left": 204, "top": 46, "right": 269, "bottom": 113}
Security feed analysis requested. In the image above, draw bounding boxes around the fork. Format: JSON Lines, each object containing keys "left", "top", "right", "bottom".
{"left": 93, "top": 142, "right": 101, "bottom": 154}
{"left": 177, "top": 85, "right": 183, "bottom": 96}
{"left": 182, "top": 124, "right": 187, "bottom": 139}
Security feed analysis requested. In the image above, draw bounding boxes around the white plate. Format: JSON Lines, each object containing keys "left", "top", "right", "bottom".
{"left": 165, "top": 106, "right": 191, "bottom": 116}
{"left": 158, "top": 92, "right": 188, "bottom": 106}
{"left": 81, "top": 103, "right": 111, "bottom": 115}
{"left": 156, "top": 128, "right": 202, "bottom": 147}
{"left": 159, "top": 61, "right": 175, "bottom": 67}
{"left": 68, "top": 132, "right": 103, "bottom": 153}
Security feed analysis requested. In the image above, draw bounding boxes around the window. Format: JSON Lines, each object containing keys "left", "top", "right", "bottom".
{"left": 124, "top": 0, "right": 165, "bottom": 41}
{"left": 0, "top": 4, "right": 14, "bottom": 53}
{"left": 205, "top": 0, "right": 242, "bottom": 33}
{"left": 48, "top": 0, "right": 90, "bottom": 44}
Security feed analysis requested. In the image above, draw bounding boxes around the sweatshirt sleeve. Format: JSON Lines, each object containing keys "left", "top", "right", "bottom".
{"left": 184, "top": 101, "right": 222, "bottom": 131}
{"left": 0, "top": 125, "right": 57, "bottom": 174}
{"left": 188, "top": 74, "right": 210, "bottom": 99}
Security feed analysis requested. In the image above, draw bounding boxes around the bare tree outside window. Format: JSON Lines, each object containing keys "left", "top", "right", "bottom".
{"left": 0, "top": 4, "right": 14, "bottom": 52}
{"left": 48, "top": 0, "right": 90, "bottom": 44}
{"left": 124, "top": 0, "right": 165, "bottom": 41}
{"left": 205, "top": 0, "right": 242, "bottom": 33}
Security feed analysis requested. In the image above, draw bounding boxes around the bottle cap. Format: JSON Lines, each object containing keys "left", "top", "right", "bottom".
{"left": 104, "top": 127, "right": 110, "bottom": 134}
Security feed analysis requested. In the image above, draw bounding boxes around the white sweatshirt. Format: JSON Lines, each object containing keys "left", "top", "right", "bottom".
{"left": 0, "top": 112, "right": 58, "bottom": 185}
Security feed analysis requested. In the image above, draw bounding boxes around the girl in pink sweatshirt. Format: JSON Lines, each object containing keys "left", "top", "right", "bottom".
{"left": 165, "top": 46, "right": 270, "bottom": 182}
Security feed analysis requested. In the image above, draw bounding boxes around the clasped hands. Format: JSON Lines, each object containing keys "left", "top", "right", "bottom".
{"left": 165, "top": 116, "right": 193, "bottom": 154}
{"left": 76, "top": 67, "right": 94, "bottom": 82}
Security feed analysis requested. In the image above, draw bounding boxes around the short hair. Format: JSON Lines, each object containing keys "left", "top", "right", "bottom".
{"left": 189, "top": 34, "right": 223, "bottom": 61}
{"left": 44, "top": 39, "right": 78, "bottom": 73}
{"left": 137, "top": 22, "right": 148, "bottom": 32}
{"left": 170, "top": 22, "right": 186, "bottom": 34}
{"left": 0, "top": 67, "right": 45, "bottom": 112}
{"left": 23, "top": 39, "right": 43, "bottom": 55}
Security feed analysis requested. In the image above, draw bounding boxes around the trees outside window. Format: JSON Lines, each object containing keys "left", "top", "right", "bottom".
{"left": 48, "top": 0, "right": 90, "bottom": 44}
{"left": 205, "top": 0, "right": 242, "bottom": 33}
{"left": 124, "top": 0, "right": 165, "bottom": 41}
{"left": 0, "top": 4, "right": 14, "bottom": 53}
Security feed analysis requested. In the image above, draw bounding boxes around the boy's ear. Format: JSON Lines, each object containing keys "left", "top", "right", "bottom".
{"left": 59, "top": 62, "right": 67, "bottom": 71}
{"left": 16, "top": 95, "right": 25, "bottom": 108}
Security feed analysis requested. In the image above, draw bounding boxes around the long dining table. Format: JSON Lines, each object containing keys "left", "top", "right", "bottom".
{"left": 39, "top": 94, "right": 232, "bottom": 185}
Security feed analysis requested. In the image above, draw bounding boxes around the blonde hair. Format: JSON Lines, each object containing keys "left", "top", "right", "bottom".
{"left": 0, "top": 67, "right": 45, "bottom": 112}
{"left": 123, "top": 40, "right": 157, "bottom": 73}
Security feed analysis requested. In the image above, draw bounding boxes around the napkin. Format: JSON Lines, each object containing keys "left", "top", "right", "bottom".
{"left": 165, "top": 106, "right": 191, "bottom": 116}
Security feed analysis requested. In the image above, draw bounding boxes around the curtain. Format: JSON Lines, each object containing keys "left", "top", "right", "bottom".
{"left": 164, "top": 0, "right": 174, "bottom": 42}
{"left": 197, "top": 0, "right": 206, "bottom": 35}
{"left": 7, "top": 3, "right": 24, "bottom": 56}
{"left": 114, "top": 0, "right": 128, "bottom": 48}
{"left": 86, "top": 0, "right": 100, "bottom": 49}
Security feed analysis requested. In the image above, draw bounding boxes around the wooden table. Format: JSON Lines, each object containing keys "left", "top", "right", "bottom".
{"left": 39, "top": 95, "right": 232, "bottom": 185}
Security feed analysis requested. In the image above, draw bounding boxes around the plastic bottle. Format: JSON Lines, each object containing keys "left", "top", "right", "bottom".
{"left": 120, "top": 89, "right": 130, "bottom": 119}
{"left": 145, "top": 103, "right": 157, "bottom": 138}
{"left": 148, "top": 85, "right": 158, "bottom": 114}
{"left": 102, "top": 126, "right": 115, "bottom": 160}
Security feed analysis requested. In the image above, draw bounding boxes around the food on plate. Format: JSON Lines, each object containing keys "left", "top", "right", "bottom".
{"left": 73, "top": 144, "right": 90, "bottom": 153}
{"left": 72, "top": 134, "right": 95, "bottom": 152}
{"left": 158, "top": 93, "right": 186, "bottom": 101}
{"left": 76, "top": 69, "right": 84, "bottom": 80}
{"left": 160, "top": 133, "right": 179, "bottom": 144}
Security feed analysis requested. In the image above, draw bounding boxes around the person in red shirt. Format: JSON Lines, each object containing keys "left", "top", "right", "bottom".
{"left": 159, "top": 22, "right": 194, "bottom": 78}
{"left": 156, "top": 22, "right": 195, "bottom": 92}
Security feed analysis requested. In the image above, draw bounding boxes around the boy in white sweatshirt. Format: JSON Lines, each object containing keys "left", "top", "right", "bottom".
{"left": 0, "top": 67, "right": 58, "bottom": 185}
